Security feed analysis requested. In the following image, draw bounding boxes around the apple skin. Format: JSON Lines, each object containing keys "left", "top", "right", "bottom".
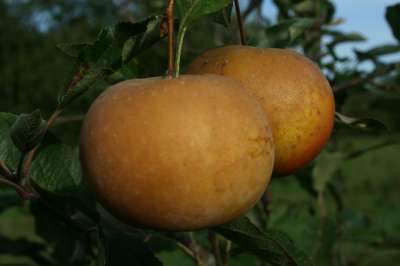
{"left": 187, "top": 46, "right": 335, "bottom": 176}
{"left": 80, "top": 74, "right": 274, "bottom": 231}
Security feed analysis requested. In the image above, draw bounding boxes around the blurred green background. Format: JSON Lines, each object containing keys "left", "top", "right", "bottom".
{"left": 1, "top": 0, "right": 399, "bottom": 265}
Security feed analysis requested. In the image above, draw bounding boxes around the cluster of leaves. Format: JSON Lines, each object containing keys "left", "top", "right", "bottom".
{"left": 1, "top": 0, "right": 400, "bottom": 266}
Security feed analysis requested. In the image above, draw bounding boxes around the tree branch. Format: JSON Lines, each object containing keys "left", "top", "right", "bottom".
{"left": 161, "top": 0, "right": 175, "bottom": 76}
{"left": 234, "top": 0, "right": 246, "bottom": 45}
{"left": 165, "top": 232, "right": 209, "bottom": 266}
{"left": 52, "top": 115, "right": 85, "bottom": 126}
{"left": 0, "top": 160, "right": 12, "bottom": 179}
{"left": 0, "top": 177, "right": 37, "bottom": 200}
{"left": 334, "top": 64, "right": 396, "bottom": 93}
{"left": 346, "top": 140, "right": 400, "bottom": 160}
{"left": 22, "top": 64, "right": 89, "bottom": 178}
{"left": 243, "top": 0, "right": 263, "bottom": 20}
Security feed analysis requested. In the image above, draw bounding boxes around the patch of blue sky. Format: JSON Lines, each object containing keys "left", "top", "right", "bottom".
{"left": 257, "top": 0, "right": 400, "bottom": 69}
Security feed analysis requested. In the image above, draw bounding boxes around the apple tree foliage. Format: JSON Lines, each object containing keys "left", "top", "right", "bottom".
{"left": 1, "top": 0, "right": 400, "bottom": 265}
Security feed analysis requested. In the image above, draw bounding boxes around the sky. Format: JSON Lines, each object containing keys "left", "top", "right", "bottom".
{"left": 261, "top": 0, "right": 399, "bottom": 61}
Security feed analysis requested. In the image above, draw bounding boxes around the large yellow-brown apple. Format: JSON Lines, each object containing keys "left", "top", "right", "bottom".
{"left": 187, "top": 46, "right": 335, "bottom": 176}
{"left": 80, "top": 74, "right": 274, "bottom": 231}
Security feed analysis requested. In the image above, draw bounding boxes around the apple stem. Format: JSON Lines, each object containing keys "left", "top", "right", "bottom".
{"left": 234, "top": 0, "right": 246, "bottom": 45}
{"left": 164, "top": 0, "right": 175, "bottom": 77}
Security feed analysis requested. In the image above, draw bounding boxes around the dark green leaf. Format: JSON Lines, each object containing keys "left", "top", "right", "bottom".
{"left": 313, "top": 217, "right": 337, "bottom": 265}
{"left": 326, "top": 32, "right": 366, "bottom": 48}
{"left": 58, "top": 68, "right": 105, "bottom": 109}
{"left": 176, "top": 0, "right": 231, "bottom": 22}
{"left": 215, "top": 216, "right": 314, "bottom": 266}
{"left": 386, "top": 4, "right": 400, "bottom": 41}
{"left": 0, "top": 113, "right": 19, "bottom": 167}
{"left": 264, "top": 18, "right": 316, "bottom": 48}
{"left": 56, "top": 16, "right": 164, "bottom": 108}
{"left": 100, "top": 231, "right": 162, "bottom": 266}
{"left": 10, "top": 110, "right": 47, "bottom": 153}
{"left": 293, "top": 0, "right": 335, "bottom": 22}
{"left": 30, "top": 144, "right": 81, "bottom": 195}
{"left": 120, "top": 16, "right": 163, "bottom": 64}
{"left": 30, "top": 142, "right": 99, "bottom": 223}
{"left": 57, "top": 16, "right": 162, "bottom": 71}
{"left": 312, "top": 151, "right": 343, "bottom": 194}
{"left": 175, "top": 0, "right": 231, "bottom": 74}
{"left": 346, "top": 140, "right": 400, "bottom": 160}
{"left": 0, "top": 234, "right": 47, "bottom": 263}
{"left": 293, "top": 0, "right": 315, "bottom": 15}
{"left": 57, "top": 43, "right": 88, "bottom": 58}
{"left": 30, "top": 200, "right": 91, "bottom": 265}
{"left": 0, "top": 189, "right": 21, "bottom": 212}
{"left": 295, "top": 167, "right": 318, "bottom": 197}
{"left": 107, "top": 58, "right": 139, "bottom": 84}
{"left": 335, "top": 112, "right": 388, "bottom": 131}
{"left": 355, "top": 44, "right": 400, "bottom": 61}
{"left": 210, "top": 3, "right": 233, "bottom": 29}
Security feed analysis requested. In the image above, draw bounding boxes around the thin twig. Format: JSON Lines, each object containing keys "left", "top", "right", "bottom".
{"left": 334, "top": 64, "right": 396, "bottom": 93}
{"left": 234, "top": 0, "right": 246, "bottom": 45}
{"left": 53, "top": 115, "right": 85, "bottom": 126}
{"left": 22, "top": 65, "right": 88, "bottom": 178}
{"left": 243, "top": 0, "right": 262, "bottom": 20}
{"left": 163, "top": 0, "right": 175, "bottom": 76}
{"left": 0, "top": 177, "right": 37, "bottom": 200}
{"left": 165, "top": 232, "right": 208, "bottom": 266}
{"left": 209, "top": 231, "right": 224, "bottom": 266}
{"left": 0, "top": 160, "right": 12, "bottom": 179}
{"left": 222, "top": 240, "right": 232, "bottom": 266}
{"left": 176, "top": 241, "right": 196, "bottom": 259}
{"left": 22, "top": 109, "right": 63, "bottom": 178}
{"left": 65, "top": 64, "right": 90, "bottom": 93}
{"left": 16, "top": 153, "right": 26, "bottom": 180}
{"left": 346, "top": 140, "right": 400, "bottom": 160}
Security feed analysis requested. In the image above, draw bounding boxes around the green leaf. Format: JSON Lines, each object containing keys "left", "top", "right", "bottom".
{"left": 355, "top": 44, "right": 400, "bottom": 61}
{"left": 312, "top": 151, "right": 343, "bottom": 194}
{"left": 335, "top": 112, "right": 388, "bottom": 131}
{"left": 176, "top": 0, "right": 232, "bottom": 22}
{"left": 293, "top": 0, "right": 316, "bottom": 15}
{"left": 215, "top": 216, "right": 314, "bottom": 266}
{"left": 210, "top": 3, "right": 233, "bottom": 29}
{"left": 156, "top": 249, "right": 195, "bottom": 266}
{"left": 9, "top": 110, "right": 47, "bottom": 153}
{"left": 175, "top": 0, "right": 231, "bottom": 74}
{"left": 107, "top": 58, "right": 139, "bottom": 84}
{"left": 57, "top": 68, "right": 105, "bottom": 109}
{"left": 120, "top": 16, "right": 163, "bottom": 64}
{"left": 264, "top": 18, "right": 316, "bottom": 48}
{"left": 293, "top": 0, "right": 335, "bottom": 21}
{"left": 30, "top": 200, "right": 91, "bottom": 265}
{"left": 57, "top": 43, "right": 88, "bottom": 58}
{"left": 56, "top": 16, "right": 163, "bottom": 108}
{"left": 100, "top": 231, "right": 163, "bottom": 266}
{"left": 313, "top": 217, "right": 337, "bottom": 264}
{"left": 57, "top": 16, "right": 163, "bottom": 71}
{"left": 0, "top": 113, "right": 19, "bottom": 167}
{"left": 30, "top": 142, "right": 99, "bottom": 222}
{"left": 0, "top": 234, "right": 47, "bottom": 262}
{"left": 386, "top": 3, "right": 400, "bottom": 41}
{"left": 30, "top": 144, "right": 81, "bottom": 195}
{"left": 326, "top": 32, "right": 366, "bottom": 48}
